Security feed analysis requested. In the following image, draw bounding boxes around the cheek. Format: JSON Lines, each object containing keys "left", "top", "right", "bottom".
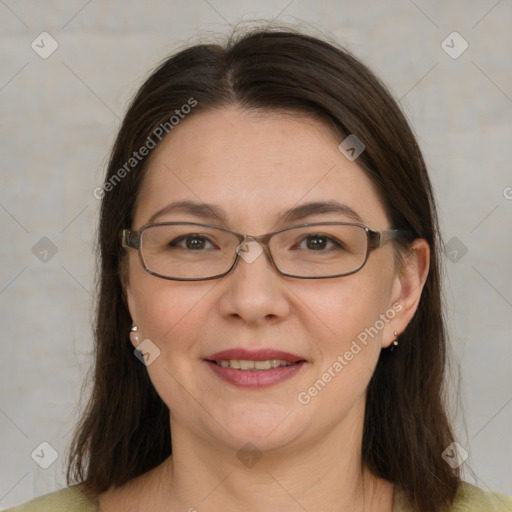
{"left": 295, "top": 269, "right": 395, "bottom": 403}
{"left": 295, "top": 282, "right": 389, "bottom": 416}
{"left": 128, "top": 276, "right": 219, "bottom": 409}
{"left": 300, "top": 273, "right": 392, "bottom": 348}
{"left": 127, "top": 257, "right": 217, "bottom": 356}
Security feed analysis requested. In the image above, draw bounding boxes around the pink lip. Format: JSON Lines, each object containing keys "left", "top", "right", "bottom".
{"left": 205, "top": 360, "right": 306, "bottom": 389}
{"left": 204, "top": 348, "right": 306, "bottom": 389}
{"left": 206, "top": 348, "right": 304, "bottom": 363}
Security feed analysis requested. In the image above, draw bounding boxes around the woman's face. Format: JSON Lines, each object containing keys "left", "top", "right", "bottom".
{"left": 125, "top": 108, "right": 414, "bottom": 453}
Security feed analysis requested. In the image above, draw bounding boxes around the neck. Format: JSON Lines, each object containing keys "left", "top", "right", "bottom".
{"left": 158, "top": 412, "right": 394, "bottom": 512}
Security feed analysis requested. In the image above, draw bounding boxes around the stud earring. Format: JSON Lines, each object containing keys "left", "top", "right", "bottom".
{"left": 390, "top": 331, "right": 399, "bottom": 352}
{"left": 130, "top": 325, "right": 140, "bottom": 346}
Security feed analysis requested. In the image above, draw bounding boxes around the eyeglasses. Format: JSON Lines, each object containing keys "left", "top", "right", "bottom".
{"left": 121, "top": 222, "right": 407, "bottom": 281}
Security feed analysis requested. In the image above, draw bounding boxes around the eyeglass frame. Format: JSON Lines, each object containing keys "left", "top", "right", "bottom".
{"left": 121, "top": 221, "right": 410, "bottom": 281}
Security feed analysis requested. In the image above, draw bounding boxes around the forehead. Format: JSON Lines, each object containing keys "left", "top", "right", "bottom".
{"left": 133, "top": 108, "right": 389, "bottom": 231}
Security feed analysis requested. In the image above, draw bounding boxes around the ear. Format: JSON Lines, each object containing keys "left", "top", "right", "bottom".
{"left": 382, "top": 238, "right": 430, "bottom": 348}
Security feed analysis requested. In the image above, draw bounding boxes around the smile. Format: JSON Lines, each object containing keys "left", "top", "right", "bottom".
{"left": 204, "top": 348, "right": 307, "bottom": 388}
{"left": 213, "top": 359, "right": 294, "bottom": 370}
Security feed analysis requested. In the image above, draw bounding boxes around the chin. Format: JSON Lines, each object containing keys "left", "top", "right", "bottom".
{"left": 207, "top": 401, "right": 307, "bottom": 452}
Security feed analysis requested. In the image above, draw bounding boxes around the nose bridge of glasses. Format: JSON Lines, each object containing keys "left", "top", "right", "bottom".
{"left": 236, "top": 236, "right": 265, "bottom": 264}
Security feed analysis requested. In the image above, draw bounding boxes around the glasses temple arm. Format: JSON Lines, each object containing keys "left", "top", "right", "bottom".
{"left": 375, "top": 229, "right": 412, "bottom": 247}
{"left": 121, "top": 229, "right": 140, "bottom": 249}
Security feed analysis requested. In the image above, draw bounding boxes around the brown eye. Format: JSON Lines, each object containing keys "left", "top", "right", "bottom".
{"left": 170, "top": 235, "right": 215, "bottom": 250}
{"left": 306, "top": 235, "right": 327, "bottom": 250}
{"left": 299, "top": 234, "right": 342, "bottom": 251}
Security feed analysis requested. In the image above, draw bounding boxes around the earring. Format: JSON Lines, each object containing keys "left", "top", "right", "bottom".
{"left": 130, "top": 325, "right": 140, "bottom": 346}
{"left": 390, "top": 331, "right": 399, "bottom": 352}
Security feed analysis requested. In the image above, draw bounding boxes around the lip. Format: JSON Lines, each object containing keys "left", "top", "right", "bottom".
{"left": 204, "top": 348, "right": 306, "bottom": 389}
{"left": 205, "top": 360, "right": 306, "bottom": 389}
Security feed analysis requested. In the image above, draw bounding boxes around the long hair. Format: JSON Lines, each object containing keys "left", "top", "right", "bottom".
{"left": 67, "top": 27, "right": 460, "bottom": 511}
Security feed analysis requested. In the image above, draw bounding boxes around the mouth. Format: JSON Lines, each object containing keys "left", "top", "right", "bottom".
{"left": 209, "top": 359, "right": 299, "bottom": 370}
{"left": 204, "top": 348, "right": 307, "bottom": 388}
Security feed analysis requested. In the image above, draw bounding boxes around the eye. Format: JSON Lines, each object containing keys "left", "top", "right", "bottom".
{"left": 298, "top": 234, "right": 344, "bottom": 251}
{"left": 170, "top": 234, "right": 217, "bottom": 250}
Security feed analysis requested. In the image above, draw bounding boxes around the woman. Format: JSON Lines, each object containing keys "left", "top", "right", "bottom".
{"left": 8, "top": 27, "right": 512, "bottom": 512}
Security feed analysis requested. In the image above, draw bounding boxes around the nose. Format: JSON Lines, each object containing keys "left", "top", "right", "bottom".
{"left": 217, "top": 239, "right": 291, "bottom": 325}
{"left": 236, "top": 237, "right": 263, "bottom": 264}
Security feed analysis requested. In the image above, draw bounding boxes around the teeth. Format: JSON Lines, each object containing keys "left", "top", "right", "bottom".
{"left": 216, "top": 359, "right": 293, "bottom": 370}
{"left": 239, "top": 360, "right": 253, "bottom": 370}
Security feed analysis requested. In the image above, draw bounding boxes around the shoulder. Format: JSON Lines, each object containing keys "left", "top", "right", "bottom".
{"left": 452, "top": 481, "right": 512, "bottom": 511}
{"left": 4, "top": 485, "right": 97, "bottom": 512}
{"left": 394, "top": 481, "right": 512, "bottom": 511}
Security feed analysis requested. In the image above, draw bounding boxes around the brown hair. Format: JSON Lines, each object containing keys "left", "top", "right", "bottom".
{"left": 68, "top": 27, "right": 460, "bottom": 511}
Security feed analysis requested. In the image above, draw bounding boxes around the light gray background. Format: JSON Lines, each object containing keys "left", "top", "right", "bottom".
{"left": 1, "top": 0, "right": 511, "bottom": 508}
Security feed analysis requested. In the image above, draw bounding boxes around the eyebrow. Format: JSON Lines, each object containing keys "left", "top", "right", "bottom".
{"left": 279, "top": 200, "right": 363, "bottom": 224}
{"left": 146, "top": 199, "right": 364, "bottom": 226}
{"left": 146, "top": 200, "right": 226, "bottom": 225}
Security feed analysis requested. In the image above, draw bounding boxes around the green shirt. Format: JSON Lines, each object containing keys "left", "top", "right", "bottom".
{"left": 6, "top": 481, "right": 512, "bottom": 511}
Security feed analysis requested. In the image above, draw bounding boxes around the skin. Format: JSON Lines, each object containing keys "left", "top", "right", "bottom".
{"left": 98, "top": 108, "right": 429, "bottom": 512}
